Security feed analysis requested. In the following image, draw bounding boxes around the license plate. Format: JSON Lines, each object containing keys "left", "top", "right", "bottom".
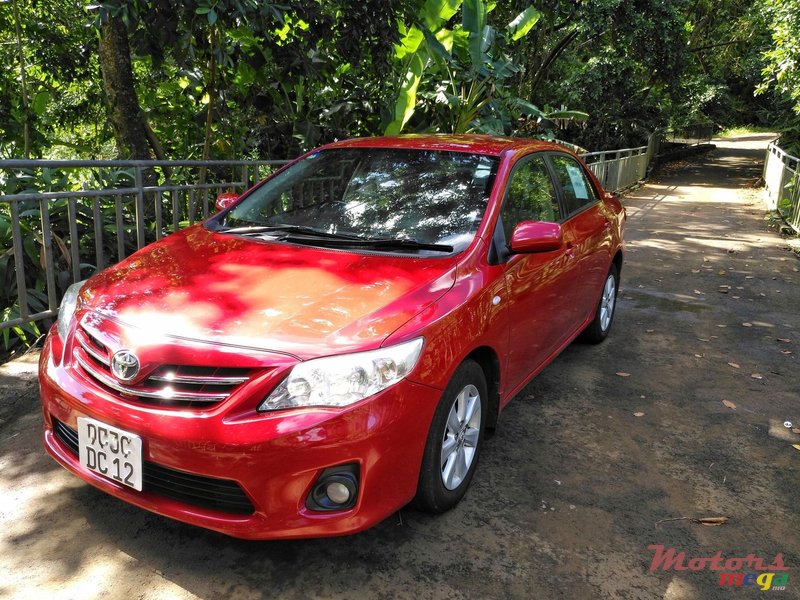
{"left": 77, "top": 417, "right": 143, "bottom": 491}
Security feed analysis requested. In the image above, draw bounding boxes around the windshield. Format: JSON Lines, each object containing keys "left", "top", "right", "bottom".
{"left": 216, "top": 148, "right": 499, "bottom": 254}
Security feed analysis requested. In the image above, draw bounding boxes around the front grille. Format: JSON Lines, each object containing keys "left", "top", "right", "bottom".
{"left": 53, "top": 419, "right": 255, "bottom": 515}
{"left": 73, "top": 326, "right": 251, "bottom": 408}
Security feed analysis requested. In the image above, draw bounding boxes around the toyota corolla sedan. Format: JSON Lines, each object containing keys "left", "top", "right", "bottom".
{"left": 39, "top": 135, "right": 625, "bottom": 539}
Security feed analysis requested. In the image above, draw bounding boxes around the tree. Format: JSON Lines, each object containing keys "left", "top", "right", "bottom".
{"left": 97, "top": 10, "right": 158, "bottom": 159}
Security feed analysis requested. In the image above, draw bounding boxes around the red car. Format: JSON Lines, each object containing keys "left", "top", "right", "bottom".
{"left": 39, "top": 135, "right": 625, "bottom": 539}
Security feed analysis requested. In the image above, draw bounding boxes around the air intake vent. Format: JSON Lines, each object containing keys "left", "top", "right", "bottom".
{"left": 53, "top": 418, "right": 255, "bottom": 515}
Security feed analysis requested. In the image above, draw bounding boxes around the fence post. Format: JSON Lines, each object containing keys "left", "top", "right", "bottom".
{"left": 10, "top": 200, "right": 29, "bottom": 319}
{"left": 134, "top": 165, "right": 146, "bottom": 250}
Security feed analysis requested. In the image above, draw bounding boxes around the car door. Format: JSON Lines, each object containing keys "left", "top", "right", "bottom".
{"left": 547, "top": 154, "right": 613, "bottom": 326}
{"left": 498, "top": 154, "right": 583, "bottom": 393}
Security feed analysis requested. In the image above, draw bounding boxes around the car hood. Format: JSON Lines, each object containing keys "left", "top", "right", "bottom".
{"left": 78, "top": 225, "right": 458, "bottom": 359}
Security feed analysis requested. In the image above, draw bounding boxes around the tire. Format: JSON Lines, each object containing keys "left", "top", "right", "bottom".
{"left": 581, "top": 263, "right": 619, "bottom": 344}
{"left": 414, "top": 359, "right": 488, "bottom": 513}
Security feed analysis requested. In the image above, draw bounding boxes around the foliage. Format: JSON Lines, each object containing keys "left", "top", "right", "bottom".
{"left": 756, "top": 0, "right": 800, "bottom": 151}
{"left": 757, "top": 0, "right": 800, "bottom": 112}
{"left": 385, "top": 0, "right": 585, "bottom": 136}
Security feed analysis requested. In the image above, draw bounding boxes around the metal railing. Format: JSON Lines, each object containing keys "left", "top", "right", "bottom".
{"left": 580, "top": 145, "right": 650, "bottom": 192}
{"left": 662, "top": 123, "right": 715, "bottom": 147}
{"left": 0, "top": 131, "right": 706, "bottom": 337}
{"left": 763, "top": 142, "right": 800, "bottom": 233}
{"left": 0, "top": 159, "right": 288, "bottom": 332}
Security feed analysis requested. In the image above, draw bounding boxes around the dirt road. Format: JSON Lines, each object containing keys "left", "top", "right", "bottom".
{"left": 1, "top": 134, "right": 797, "bottom": 599}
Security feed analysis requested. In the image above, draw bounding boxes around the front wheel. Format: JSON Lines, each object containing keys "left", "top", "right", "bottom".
{"left": 581, "top": 264, "right": 619, "bottom": 343}
{"left": 414, "top": 360, "right": 488, "bottom": 513}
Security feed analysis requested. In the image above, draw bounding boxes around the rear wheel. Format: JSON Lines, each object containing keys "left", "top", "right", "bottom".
{"left": 581, "top": 264, "right": 619, "bottom": 343}
{"left": 414, "top": 360, "right": 487, "bottom": 513}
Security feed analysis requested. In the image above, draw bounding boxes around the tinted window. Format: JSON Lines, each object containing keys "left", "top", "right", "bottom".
{"left": 224, "top": 148, "right": 499, "bottom": 252}
{"left": 549, "top": 155, "right": 598, "bottom": 216}
{"left": 500, "top": 156, "right": 560, "bottom": 239}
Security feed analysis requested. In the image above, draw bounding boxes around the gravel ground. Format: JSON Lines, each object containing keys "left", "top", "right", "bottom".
{"left": 1, "top": 134, "right": 797, "bottom": 599}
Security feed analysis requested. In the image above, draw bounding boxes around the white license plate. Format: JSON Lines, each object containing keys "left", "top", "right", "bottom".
{"left": 77, "top": 417, "right": 143, "bottom": 491}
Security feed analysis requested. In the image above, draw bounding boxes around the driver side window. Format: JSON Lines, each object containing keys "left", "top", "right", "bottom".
{"left": 501, "top": 156, "right": 561, "bottom": 239}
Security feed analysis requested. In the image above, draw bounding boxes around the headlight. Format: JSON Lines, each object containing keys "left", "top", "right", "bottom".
{"left": 57, "top": 280, "right": 86, "bottom": 339}
{"left": 259, "top": 338, "right": 424, "bottom": 411}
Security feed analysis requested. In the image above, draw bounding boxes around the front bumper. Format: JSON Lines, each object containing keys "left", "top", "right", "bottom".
{"left": 39, "top": 330, "right": 441, "bottom": 539}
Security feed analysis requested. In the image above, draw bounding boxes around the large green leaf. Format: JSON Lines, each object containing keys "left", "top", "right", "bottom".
{"left": 396, "top": 24, "right": 425, "bottom": 59}
{"left": 421, "top": 0, "right": 462, "bottom": 30}
{"left": 507, "top": 6, "right": 541, "bottom": 41}
{"left": 462, "top": 0, "right": 487, "bottom": 72}
{"left": 435, "top": 28, "right": 456, "bottom": 53}
{"left": 32, "top": 91, "right": 51, "bottom": 117}
{"left": 462, "top": 0, "right": 485, "bottom": 33}
{"left": 385, "top": 51, "right": 427, "bottom": 135}
{"left": 423, "top": 28, "right": 452, "bottom": 63}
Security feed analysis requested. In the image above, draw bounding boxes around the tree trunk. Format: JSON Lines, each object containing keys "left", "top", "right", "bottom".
{"left": 98, "top": 15, "right": 154, "bottom": 160}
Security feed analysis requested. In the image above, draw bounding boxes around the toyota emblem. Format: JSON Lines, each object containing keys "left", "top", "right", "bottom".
{"left": 111, "top": 350, "right": 140, "bottom": 381}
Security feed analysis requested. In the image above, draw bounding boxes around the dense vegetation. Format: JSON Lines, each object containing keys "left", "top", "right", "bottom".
{"left": 1, "top": 0, "right": 799, "bottom": 354}
{"left": 2, "top": 0, "right": 799, "bottom": 161}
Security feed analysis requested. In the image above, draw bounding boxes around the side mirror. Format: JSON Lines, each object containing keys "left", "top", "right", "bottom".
{"left": 215, "top": 192, "right": 239, "bottom": 212}
{"left": 509, "top": 220, "right": 563, "bottom": 253}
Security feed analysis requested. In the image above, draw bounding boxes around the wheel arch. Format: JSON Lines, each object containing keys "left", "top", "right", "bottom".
{"left": 612, "top": 248, "right": 623, "bottom": 277}
{"left": 464, "top": 346, "right": 501, "bottom": 430}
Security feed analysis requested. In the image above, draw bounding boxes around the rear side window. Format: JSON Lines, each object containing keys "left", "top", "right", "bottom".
{"left": 501, "top": 156, "right": 561, "bottom": 239}
{"left": 549, "top": 155, "right": 598, "bottom": 216}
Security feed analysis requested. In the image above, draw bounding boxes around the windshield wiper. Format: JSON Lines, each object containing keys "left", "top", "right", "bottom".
{"left": 217, "top": 224, "right": 453, "bottom": 253}
{"left": 217, "top": 224, "right": 362, "bottom": 240}
{"left": 285, "top": 235, "right": 454, "bottom": 253}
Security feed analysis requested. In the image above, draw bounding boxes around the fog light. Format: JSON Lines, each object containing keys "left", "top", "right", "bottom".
{"left": 306, "top": 464, "right": 360, "bottom": 512}
{"left": 326, "top": 482, "right": 351, "bottom": 505}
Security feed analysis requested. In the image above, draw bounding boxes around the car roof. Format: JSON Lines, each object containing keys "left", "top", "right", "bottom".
{"left": 323, "top": 134, "right": 568, "bottom": 157}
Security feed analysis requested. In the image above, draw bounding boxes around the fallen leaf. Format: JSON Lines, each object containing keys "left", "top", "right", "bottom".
{"left": 722, "top": 400, "right": 737, "bottom": 410}
{"left": 742, "top": 322, "right": 752, "bottom": 327}
{"left": 751, "top": 373, "right": 763, "bottom": 380}
{"left": 778, "top": 338, "right": 791, "bottom": 343}
{"left": 655, "top": 515, "right": 730, "bottom": 528}
{"left": 718, "top": 288, "right": 729, "bottom": 294}
{"left": 691, "top": 269, "right": 700, "bottom": 273}
{"left": 693, "top": 289, "right": 704, "bottom": 295}
{"left": 727, "top": 362, "right": 740, "bottom": 369}
{"left": 697, "top": 337, "right": 710, "bottom": 342}
{"left": 718, "top": 269, "right": 726, "bottom": 275}
{"left": 633, "top": 412, "right": 645, "bottom": 417}
{"left": 616, "top": 372, "right": 631, "bottom": 377}
{"left": 792, "top": 428, "right": 800, "bottom": 434}
{"left": 696, "top": 516, "right": 730, "bottom": 527}
{"left": 640, "top": 395, "right": 646, "bottom": 399}
{"left": 745, "top": 275, "right": 754, "bottom": 279}
{"left": 793, "top": 445, "right": 800, "bottom": 451}
{"left": 694, "top": 354, "right": 703, "bottom": 358}
{"left": 646, "top": 329, "right": 655, "bottom": 333}
{"left": 717, "top": 324, "right": 727, "bottom": 328}
{"left": 781, "top": 350, "right": 793, "bottom": 355}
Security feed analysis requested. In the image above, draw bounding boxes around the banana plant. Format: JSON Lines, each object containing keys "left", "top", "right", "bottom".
{"left": 385, "top": 0, "right": 579, "bottom": 135}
